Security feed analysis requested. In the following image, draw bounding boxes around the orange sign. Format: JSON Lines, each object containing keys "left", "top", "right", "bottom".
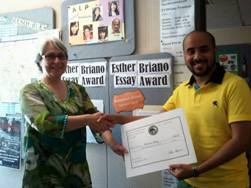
{"left": 112, "top": 89, "right": 145, "bottom": 113}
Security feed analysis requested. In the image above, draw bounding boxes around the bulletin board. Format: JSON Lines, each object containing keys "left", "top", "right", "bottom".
{"left": 0, "top": 7, "right": 55, "bottom": 38}
{"left": 62, "top": 53, "right": 174, "bottom": 143}
{"left": 0, "top": 30, "right": 59, "bottom": 169}
{"left": 0, "top": 35, "right": 41, "bottom": 169}
{"left": 216, "top": 44, "right": 251, "bottom": 87}
{"left": 216, "top": 48, "right": 241, "bottom": 75}
{"left": 0, "top": 7, "right": 56, "bottom": 170}
{"left": 61, "top": 0, "right": 135, "bottom": 60}
{"left": 108, "top": 53, "right": 174, "bottom": 142}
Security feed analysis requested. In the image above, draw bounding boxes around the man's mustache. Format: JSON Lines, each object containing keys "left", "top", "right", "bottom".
{"left": 192, "top": 60, "right": 207, "bottom": 64}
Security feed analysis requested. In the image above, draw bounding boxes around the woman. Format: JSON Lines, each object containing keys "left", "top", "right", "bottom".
{"left": 70, "top": 21, "right": 79, "bottom": 36}
{"left": 20, "top": 38, "right": 126, "bottom": 188}
{"left": 92, "top": 7, "right": 103, "bottom": 21}
{"left": 109, "top": 1, "right": 119, "bottom": 16}
{"left": 98, "top": 26, "right": 108, "bottom": 42}
{"left": 83, "top": 25, "right": 93, "bottom": 42}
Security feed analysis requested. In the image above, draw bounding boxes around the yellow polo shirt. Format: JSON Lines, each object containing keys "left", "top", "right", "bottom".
{"left": 163, "top": 67, "right": 251, "bottom": 188}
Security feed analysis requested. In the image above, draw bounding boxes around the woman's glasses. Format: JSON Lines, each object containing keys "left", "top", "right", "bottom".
{"left": 43, "top": 52, "right": 67, "bottom": 62}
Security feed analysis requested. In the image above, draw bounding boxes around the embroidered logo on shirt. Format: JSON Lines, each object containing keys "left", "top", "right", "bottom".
{"left": 212, "top": 100, "right": 218, "bottom": 107}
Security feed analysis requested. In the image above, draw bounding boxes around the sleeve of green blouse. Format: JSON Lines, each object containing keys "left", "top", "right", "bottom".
{"left": 20, "top": 84, "right": 66, "bottom": 138}
{"left": 77, "top": 84, "right": 104, "bottom": 144}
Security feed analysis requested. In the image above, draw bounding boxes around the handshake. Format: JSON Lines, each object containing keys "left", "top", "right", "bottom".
{"left": 86, "top": 112, "right": 127, "bottom": 133}
{"left": 84, "top": 112, "right": 138, "bottom": 156}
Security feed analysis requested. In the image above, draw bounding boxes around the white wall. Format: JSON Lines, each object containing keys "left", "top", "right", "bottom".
{"left": 0, "top": 166, "right": 24, "bottom": 188}
{"left": 209, "top": 26, "right": 251, "bottom": 45}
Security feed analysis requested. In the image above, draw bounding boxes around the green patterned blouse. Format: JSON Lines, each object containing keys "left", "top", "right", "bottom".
{"left": 20, "top": 80, "right": 102, "bottom": 188}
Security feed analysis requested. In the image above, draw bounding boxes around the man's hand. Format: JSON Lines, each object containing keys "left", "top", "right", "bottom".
{"left": 102, "top": 130, "right": 128, "bottom": 156}
{"left": 169, "top": 164, "right": 193, "bottom": 180}
{"left": 97, "top": 114, "right": 143, "bottom": 125}
{"left": 97, "top": 114, "right": 122, "bottom": 125}
{"left": 88, "top": 112, "right": 115, "bottom": 133}
{"left": 109, "top": 142, "right": 128, "bottom": 156}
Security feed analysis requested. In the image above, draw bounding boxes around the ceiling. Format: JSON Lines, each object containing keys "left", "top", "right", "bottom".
{"left": 206, "top": 0, "right": 251, "bottom": 29}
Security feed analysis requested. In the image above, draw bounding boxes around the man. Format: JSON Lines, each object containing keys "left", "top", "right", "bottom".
{"left": 163, "top": 31, "right": 251, "bottom": 188}
{"left": 104, "top": 30, "right": 251, "bottom": 187}
{"left": 112, "top": 18, "right": 120, "bottom": 34}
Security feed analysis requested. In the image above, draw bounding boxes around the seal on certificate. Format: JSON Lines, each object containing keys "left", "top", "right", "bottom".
{"left": 148, "top": 125, "right": 158, "bottom": 135}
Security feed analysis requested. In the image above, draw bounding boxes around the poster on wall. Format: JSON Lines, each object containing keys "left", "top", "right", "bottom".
{"left": 0, "top": 30, "right": 60, "bottom": 169}
{"left": 68, "top": 0, "right": 125, "bottom": 45}
{"left": 0, "top": 102, "right": 22, "bottom": 169}
{"left": 217, "top": 52, "right": 239, "bottom": 75}
{"left": 160, "top": 0, "right": 195, "bottom": 64}
{"left": 0, "top": 30, "right": 59, "bottom": 103}
{"left": 0, "top": 7, "right": 54, "bottom": 39}
{"left": 0, "top": 37, "right": 40, "bottom": 102}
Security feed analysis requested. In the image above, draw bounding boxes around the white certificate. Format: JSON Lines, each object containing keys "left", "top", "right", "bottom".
{"left": 121, "top": 108, "right": 197, "bottom": 178}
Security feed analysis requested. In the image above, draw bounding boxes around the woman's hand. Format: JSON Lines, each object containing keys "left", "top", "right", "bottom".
{"left": 88, "top": 112, "right": 115, "bottom": 133}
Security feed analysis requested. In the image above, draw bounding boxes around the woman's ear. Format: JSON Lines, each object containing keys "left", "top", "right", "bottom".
{"left": 35, "top": 53, "right": 42, "bottom": 64}
{"left": 35, "top": 53, "right": 43, "bottom": 72}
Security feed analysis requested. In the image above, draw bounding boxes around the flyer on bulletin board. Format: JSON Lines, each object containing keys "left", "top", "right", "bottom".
{"left": 0, "top": 102, "right": 22, "bottom": 169}
{"left": 68, "top": 0, "right": 125, "bottom": 45}
{"left": 216, "top": 50, "right": 240, "bottom": 75}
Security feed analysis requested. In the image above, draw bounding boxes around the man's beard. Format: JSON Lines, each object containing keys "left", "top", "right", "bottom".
{"left": 188, "top": 60, "right": 215, "bottom": 77}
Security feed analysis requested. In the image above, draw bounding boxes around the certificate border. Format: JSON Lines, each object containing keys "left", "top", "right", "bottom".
{"left": 126, "top": 116, "right": 190, "bottom": 169}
